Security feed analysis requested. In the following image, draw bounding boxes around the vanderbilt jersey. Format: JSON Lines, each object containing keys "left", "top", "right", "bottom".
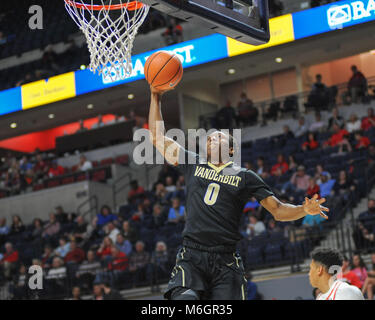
{"left": 176, "top": 149, "right": 274, "bottom": 247}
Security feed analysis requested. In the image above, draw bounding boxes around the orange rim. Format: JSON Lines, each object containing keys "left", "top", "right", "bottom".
{"left": 64, "top": 0, "right": 144, "bottom": 11}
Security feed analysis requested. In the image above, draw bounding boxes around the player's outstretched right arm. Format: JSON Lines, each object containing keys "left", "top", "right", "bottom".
{"left": 148, "top": 85, "right": 182, "bottom": 166}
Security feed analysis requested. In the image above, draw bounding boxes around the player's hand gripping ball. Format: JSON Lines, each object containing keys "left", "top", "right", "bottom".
{"left": 144, "top": 51, "right": 183, "bottom": 91}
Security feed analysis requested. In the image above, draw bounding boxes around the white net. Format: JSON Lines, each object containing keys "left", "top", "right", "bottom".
{"left": 64, "top": 0, "right": 149, "bottom": 81}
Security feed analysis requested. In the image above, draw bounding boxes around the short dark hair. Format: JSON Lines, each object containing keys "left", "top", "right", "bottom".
{"left": 311, "top": 248, "right": 343, "bottom": 274}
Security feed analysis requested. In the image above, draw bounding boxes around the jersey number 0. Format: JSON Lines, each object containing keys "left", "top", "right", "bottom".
{"left": 203, "top": 183, "right": 220, "bottom": 205}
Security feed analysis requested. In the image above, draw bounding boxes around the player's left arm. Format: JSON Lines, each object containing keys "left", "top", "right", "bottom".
{"left": 260, "top": 194, "right": 329, "bottom": 222}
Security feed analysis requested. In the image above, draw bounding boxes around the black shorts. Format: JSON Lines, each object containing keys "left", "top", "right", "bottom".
{"left": 164, "top": 241, "right": 247, "bottom": 300}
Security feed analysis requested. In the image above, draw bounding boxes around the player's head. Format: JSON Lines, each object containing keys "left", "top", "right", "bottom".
{"left": 309, "top": 248, "right": 343, "bottom": 290}
{"left": 206, "top": 130, "right": 238, "bottom": 164}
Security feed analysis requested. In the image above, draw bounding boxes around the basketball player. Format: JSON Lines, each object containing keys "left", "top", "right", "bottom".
{"left": 309, "top": 248, "right": 364, "bottom": 300}
{"left": 148, "top": 86, "right": 329, "bottom": 300}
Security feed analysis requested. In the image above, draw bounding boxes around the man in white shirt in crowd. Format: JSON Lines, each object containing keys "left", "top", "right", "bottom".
{"left": 78, "top": 155, "right": 93, "bottom": 172}
{"left": 309, "top": 112, "right": 326, "bottom": 132}
{"left": 246, "top": 215, "right": 266, "bottom": 239}
{"left": 309, "top": 248, "right": 364, "bottom": 300}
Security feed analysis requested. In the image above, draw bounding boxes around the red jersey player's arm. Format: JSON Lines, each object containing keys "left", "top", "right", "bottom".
{"left": 148, "top": 86, "right": 182, "bottom": 166}
{"left": 260, "top": 194, "right": 329, "bottom": 222}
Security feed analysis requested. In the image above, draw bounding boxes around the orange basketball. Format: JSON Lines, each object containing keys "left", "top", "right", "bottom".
{"left": 144, "top": 51, "right": 183, "bottom": 90}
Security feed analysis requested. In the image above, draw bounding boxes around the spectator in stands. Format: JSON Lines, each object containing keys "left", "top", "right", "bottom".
{"left": 165, "top": 176, "right": 177, "bottom": 194}
{"left": 343, "top": 65, "right": 367, "bottom": 104}
{"left": 346, "top": 113, "right": 362, "bottom": 133}
{"left": 131, "top": 203, "right": 146, "bottom": 224}
{"left": 351, "top": 253, "right": 368, "bottom": 288}
{"left": 92, "top": 283, "right": 104, "bottom": 300}
{"left": 353, "top": 199, "right": 375, "bottom": 250}
{"left": 148, "top": 204, "right": 167, "bottom": 230}
{"left": 309, "top": 112, "right": 326, "bottom": 132}
{"left": 105, "top": 246, "right": 129, "bottom": 287}
{"left": 328, "top": 107, "right": 345, "bottom": 130}
{"left": 33, "top": 154, "right": 49, "bottom": 180}
{"left": 243, "top": 197, "right": 261, "bottom": 216}
{"left": 0, "top": 242, "right": 19, "bottom": 280}
{"left": 55, "top": 205, "right": 69, "bottom": 224}
{"left": 78, "top": 155, "right": 93, "bottom": 172}
{"left": 48, "top": 160, "right": 65, "bottom": 178}
{"left": 271, "top": 153, "right": 289, "bottom": 176}
{"left": 274, "top": 125, "right": 295, "bottom": 148}
{"left": 282, "top": 165, "right": 310, "bottom": 196}
{"left": 31, "top": 218, "right": 44, "bottom": 241}
{"left": 306, "top": 177, "right": 320, "bottom": 198}
{"left": 10, "top": 215, "right": 25, "bottom": 235}
{"left": 102, "top": 281, "right": 124, "bottom": 300}
{"left": 361, "top": 253, "right": 375, "bottom": 300}
{"left": 75, "top": 250, "right": 102, "bottom": 291}
{"left": 41, "top": 245, "right": 54, "bottom": 269}
{"left": 314, "top": 164, "right": 331, "bottom": 185}
{"left": 64, "top": 240, "right": 85, "bottom": 264}
{"left": 267, "top": 218, "right": 282, "bottom": 234}
{"left": 302, "top": 132, "right": 319, "bottom": 151}
{"left": 115, "top": 233, "right": 132, "bottom": 257}
{"left": 245, "top": 271, "right": 261, "bottom": 300}
{"left": 76, "top": 120, "right": 87, "bottom": 133}
{"left": 354, "top": 131, "right": 371, "bottom": 149}
{"left": 157, "top": 164, "right": 179, "bottom": 186}
{"left": 72, "top": 216, "right": 87, "bottom": 244}
{"left": 216, "top": 100, "right": 237, "bottom": 129}
{"left": 54, "top": 237, "right": 71, "bottom": 258}
{"left": 246, "top": 215, "right": 266, "bottom": 239}
{"left": 96, "top": 205, "right": 117, "bottom": 227}
{"left": 122, "top": 220, "right": 138, "bottom": 245}
{"left": 70, "top": 286, "right": 82, "bottom": 300}
{"left": 307, "top": 74, "right": 329, "bottom": 111}
{"left": 323, "top": 123, "right": 350, "bottom": 149}
{"left": 317, "top": 172, "right": 336, "bottom": 198}
{"left": 129, "top": 241, "right": 151, "bottom": 287}
{"left": 162, "top": 18, "right": 183, "bottom": 45}
{"left": 19, "top": 156, "right": 33, "bottom": 173}
{"left": 167, "top": 197, "right": 185, "bottom": 224}
{"left": 96, "top": 237, "right": 113, "bottom": 262}
{"left": 0, "top": 218, "right": 9, "bottom": 245}
{"left": 237, "top": 92, "right": 258, "bottom": 126}
{"left": 361, "top": 108, "right": 375, "bottom": 131}
{"left": 92, "top": 114, "right": 105, "bottom": 129}
{"left": 338, "top": 255, "right": 362, "bottom": 289}
{"left": 10, "top": 264, "right": 28, "bottom": 299}
{"left": 105, "top": 222, "right": 120, "bottom": 244}
{"left": 127, "top": 180, "right": 145, "bottom": 205}
{"left": 255, "top": 156, "right": 269, "bottom": 179}
{"left": 150, "top": 241, "right": 171, "bottom": 288}
{"left": 332, "top": 170, "right": 356, "bottom": 201}
{"left": 154, "top": 182, "right": 169, "bottom": 205}
{"left": 294, "top": 117, "right": 308, "bottom": 138}
{"left": 42, "top": 213, "right": 61, "bottom": 239}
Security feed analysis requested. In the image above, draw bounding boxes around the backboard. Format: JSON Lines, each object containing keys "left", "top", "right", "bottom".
{"left": 141, "top": 0, "right": 270, "bottom": 45}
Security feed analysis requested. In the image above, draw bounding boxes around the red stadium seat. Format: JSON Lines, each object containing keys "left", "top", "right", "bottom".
{"left": 61, "top": 176, "right": 75, "bottom": 185}
{"left": 115, "top": 154, "right": 129, "bottom": 166}
{"left": 100, "top": 158, "right": 113, "bottom": 166}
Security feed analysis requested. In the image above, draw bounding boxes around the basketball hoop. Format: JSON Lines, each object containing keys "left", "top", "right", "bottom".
{"left": 64, "top": 0, "right": 149, "bottom": 81}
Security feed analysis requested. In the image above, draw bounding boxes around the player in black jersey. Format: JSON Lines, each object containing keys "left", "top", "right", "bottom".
{"left": 148, "top": 86, "right": 329, "bottom": 300}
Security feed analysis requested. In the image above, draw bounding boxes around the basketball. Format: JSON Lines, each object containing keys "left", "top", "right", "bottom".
{"left": 144, "top": 51, "right": 183, "bottom": 90}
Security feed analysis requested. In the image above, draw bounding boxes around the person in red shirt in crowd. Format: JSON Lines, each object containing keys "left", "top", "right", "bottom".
{"left": 338, "top": 255, "right": 362, "bottom": 289}
{"left": 96, "top": 237, "right": 113, "bottom": 262}
{"left": 361, "top": 108, "right": 375, "bottom": 131}
{"left": 323, "top": 123, "right": 351, "bottom": 151}
{"left": 0, "top": 242, "right": 19, "bottom": 280}
{"left": 354, "top": 132, "right": 371, "bottom": 149}
{"left": 306, "top": 177, "right": 320, "bottom": 198}
{"left": 162, "top": 18, "right": 183, "bottom": 45}
{"left": 33, "top": 153, "right": 49, "bottom": 180}
{"left": 343, "top": 65, "right": 367, "bottom": 104}
{"left": 302, "top": 132, "right": 319, "bottom": 151}
{"left": 271, "top": 153, "right": 289, "bottom": 176}
{"left": 64, "top": 240, "right": 85, "bottom": 264}
{"left": 127, "top": 180, "right": 145, "bottom": 204}
{"left": 48, "top": 160, "right": 65, "bottom": 178}
{"left": 108, "top": 246, "right": 129, "bottom": 272}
